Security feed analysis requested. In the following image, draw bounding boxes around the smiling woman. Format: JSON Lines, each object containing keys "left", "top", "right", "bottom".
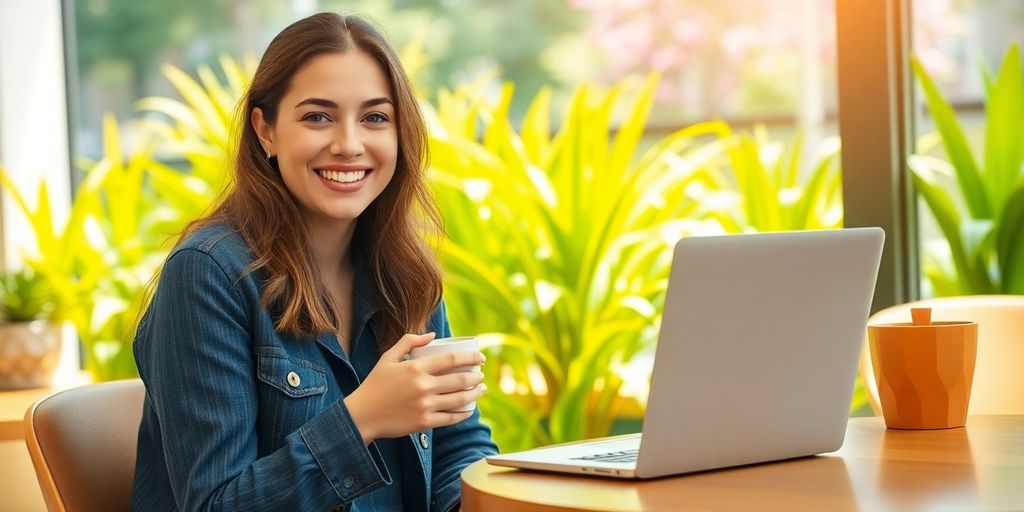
{"left": 130, "top": 12, "right": 496, "bottom": 512}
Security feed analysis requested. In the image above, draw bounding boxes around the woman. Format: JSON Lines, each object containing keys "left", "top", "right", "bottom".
{"left": 132, "top": 12, "right": 497, "bottom": 511}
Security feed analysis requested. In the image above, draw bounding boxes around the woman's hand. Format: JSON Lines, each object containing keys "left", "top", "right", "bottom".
{"left": 345, "top": 332, "right": 486, "bottom": 444}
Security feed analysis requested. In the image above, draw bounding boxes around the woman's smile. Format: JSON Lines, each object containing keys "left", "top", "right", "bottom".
{"left": 314, "top": 166, "right": 373, "bottom": 191}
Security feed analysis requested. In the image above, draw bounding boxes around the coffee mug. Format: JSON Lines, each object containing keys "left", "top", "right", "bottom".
{"left": 409, "top": 336, "right": 482, "bottom": 413}
{"left": 868, "top": 307, "right": 977, "bottom": 429}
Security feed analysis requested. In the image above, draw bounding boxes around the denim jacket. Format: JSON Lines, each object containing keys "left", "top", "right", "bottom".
{"left": 132, "top": 224, "right": 498, "bottom": 511}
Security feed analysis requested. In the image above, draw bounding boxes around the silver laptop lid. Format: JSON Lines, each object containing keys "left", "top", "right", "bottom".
{"left": 636, "top": 228, "right": 883, "bottom": 478}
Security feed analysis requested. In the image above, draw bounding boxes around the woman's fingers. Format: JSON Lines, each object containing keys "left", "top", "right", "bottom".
{"left": 384, "top": 332, "right": 435, "bottom": 362}
{"left": 431, "top": 383, "right": 487, "bottom": 413}
{"left": 412, "top": 349, "right": 484, "bottom": 375}
{"left": 430, "top": 370, "right": 484, "bottom": 394}
{"left": 431, "top": 410, "right": 476, "bottom": 427}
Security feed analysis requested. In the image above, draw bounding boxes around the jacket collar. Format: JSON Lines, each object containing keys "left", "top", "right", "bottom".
{"left": 316, "top": 249, "right": 382, "bottom": 361}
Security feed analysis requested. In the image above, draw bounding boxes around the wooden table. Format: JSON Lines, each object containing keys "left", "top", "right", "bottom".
{"left": 461, "top": 416, "right": 1024, "bottom": 511}
{"left": 0, "top": 373, "right": 90, "bottom": 441}
{"left": 0, "top": 387, "right": 57, "bottom": 441}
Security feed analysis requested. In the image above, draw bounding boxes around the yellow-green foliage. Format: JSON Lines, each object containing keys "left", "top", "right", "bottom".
{"left": 909, "top": 43, "right": 1024, "bottom": 296}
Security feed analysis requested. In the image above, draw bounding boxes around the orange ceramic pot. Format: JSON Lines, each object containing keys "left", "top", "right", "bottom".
{"left": 868, "top": 307, "right": 977, "bottom": 429}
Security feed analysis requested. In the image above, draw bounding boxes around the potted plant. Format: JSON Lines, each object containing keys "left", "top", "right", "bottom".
{"left": 0, "top": 267, "right": 60, "bottom": 389}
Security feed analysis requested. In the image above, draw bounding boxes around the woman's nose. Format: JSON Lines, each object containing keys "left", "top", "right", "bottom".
{"left": 330, "top": 124, "right": 364, "bottom": 158}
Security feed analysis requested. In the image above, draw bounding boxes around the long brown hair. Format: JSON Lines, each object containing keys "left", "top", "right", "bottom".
{"left": 181, "top": 12, "right": 443, "bottom": 350}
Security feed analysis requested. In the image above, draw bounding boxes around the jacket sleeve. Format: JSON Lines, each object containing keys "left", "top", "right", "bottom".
{"left": 427, "top": 300, "right": 500, "bottom": 512}
{"left": 134, "top": 247, "right": 388, "bottom": 511}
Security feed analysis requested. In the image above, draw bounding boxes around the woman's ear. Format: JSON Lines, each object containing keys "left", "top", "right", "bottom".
{"left": 251, "top": 107, "right": 275, "bottom": 155}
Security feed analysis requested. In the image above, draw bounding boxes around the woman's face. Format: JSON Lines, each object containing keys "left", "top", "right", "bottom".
{"left": 252, "top": 50, "right": 398, "bottom": 227}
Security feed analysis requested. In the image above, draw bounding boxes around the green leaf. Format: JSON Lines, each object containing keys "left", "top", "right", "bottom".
{"left": 521, "top": 87, "right": 551, "bottom": 164}
{"left": 161, "top": 63, "right": 229, "bottom": 146}
{"left": 912, "top": 56, "right": 990, "bottom": 219}
{"left": 135, "top": 97, "right": 204, "bottom": 135}
{"left": 922, "top": 263, "right": 963, "bottom": 297}
{"left": 793, "top": 145, "right": 840, "bottom": 230}
{"left": 996, "top": 186, "right": 1024, "bottom": 293}
{"left": 220, "top": 54, "right": 252, "bottom": 97}
{"left": 983, "top": 43, "right": 1024, "bottom": 214}
{"left": 0, "top": 167, "right": 35, "bottom": 219}
{"left": 910, "top": 169, "right": 989, "bottom": 293}
{"left": 980, "top": 55, "right": 996, "bottom": 104}
{"left": 608, "top": 73, "right": 658, "bottom": 180}
{"left": 0, "top": 267, "right": 57, "bottom": 321}
{"left": 34, "top": 182, "right": 56, "bottom": 255}
{"left": 197, "top": 64, "right": 236, "bottom": 124}
{"left": 728, "top": 133, "right": 780, "bottom": 231}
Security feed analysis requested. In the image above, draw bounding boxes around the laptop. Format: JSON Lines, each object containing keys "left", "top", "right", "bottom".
{"left": 486, "top": 228, "right": 884, "bottom": 479}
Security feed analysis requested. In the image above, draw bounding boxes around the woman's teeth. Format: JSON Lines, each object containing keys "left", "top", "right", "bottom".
{"left": 317, "top": 169, "right": 366, "bottom": 183}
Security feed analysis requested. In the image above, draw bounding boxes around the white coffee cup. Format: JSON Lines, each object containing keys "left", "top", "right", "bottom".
{"left": 409, "top": 336, "right": 481, "bottom": 413}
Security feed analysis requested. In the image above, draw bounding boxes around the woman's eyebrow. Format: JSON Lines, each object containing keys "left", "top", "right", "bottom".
{"left": 295, "top": 97, "right": 337, "bottom": 109}
{"left": 294, "top": 97, "right": 394, "bottom": 109}
{"left": 362, "top": 97, "right": 394, "bottom": 108}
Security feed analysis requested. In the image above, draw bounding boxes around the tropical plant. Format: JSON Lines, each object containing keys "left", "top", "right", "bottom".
{"left": 430, "top": 81, "right": 861, "bottom": 449}
{"left": 426, "top": 75, "right": 746, "bottom": 451}
{"left": 0, "top": 166, "right": 101, "bottom": 325}
{"left": 137, "top": 55, "right": 256, "bottom": 222}
{"left": 0, "top": 268, "right": 57, "bottom": 323}
{"left": 75, "top": 56, "right": 257, "bottom": 379}
{"left": 0, "top": 115, "right": 164, "bottom": 380}
{"left": 694, "top": 126, "right": 844, "bottom": 233}
{"left": 0, "top": 266, "right": 63, "bottom": 391}
{"left": 909, "top": 42, "right": 1024, "bottom": 296}
{"left": 72, "top": 115, "right": 176, "bottom": 380}
{"left": 0, "top": 56, "right": 253, "bottom": 381}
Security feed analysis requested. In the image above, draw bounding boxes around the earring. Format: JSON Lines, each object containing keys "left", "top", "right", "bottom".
{"left": 265, "top": 151, "right": 275, "bottom": 161}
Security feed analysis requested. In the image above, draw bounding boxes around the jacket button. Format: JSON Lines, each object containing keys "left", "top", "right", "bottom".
{"left": 286, "top": 371, "right": 301, "bottom": 388}
{"left": 343, "top": 475, "right": 356, "bottom": 488}
{"left": 419, "top": 432, "right": 429, "bottom": 449}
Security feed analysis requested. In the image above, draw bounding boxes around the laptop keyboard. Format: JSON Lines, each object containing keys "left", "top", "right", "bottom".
{"left": 572, "top": 449, "right": 639, "bottom": 464}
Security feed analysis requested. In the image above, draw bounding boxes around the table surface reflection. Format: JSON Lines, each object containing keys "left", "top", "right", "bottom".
{"left": 461, "top": 416, "right": 1024, "bottom": 511}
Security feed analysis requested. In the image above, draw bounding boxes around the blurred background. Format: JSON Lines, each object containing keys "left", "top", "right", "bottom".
{"left": 66, "top": 0, "right": 1015, "bottom": 159}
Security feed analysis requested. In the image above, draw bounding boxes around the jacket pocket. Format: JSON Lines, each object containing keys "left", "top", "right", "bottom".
{"left": 256, "top": 350, "right": 328, "bottom": 398}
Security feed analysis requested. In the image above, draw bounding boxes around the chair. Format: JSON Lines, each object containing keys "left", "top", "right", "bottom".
{"left": 860, "top": 295, "right": 1024, "bottom": 416}
{"left": 23, "top": 379, "right": 145, "bottom": 512}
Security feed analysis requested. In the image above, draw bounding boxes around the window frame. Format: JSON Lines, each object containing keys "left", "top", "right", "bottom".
{"left": 835, "top": 0, "right": 920, "bottom": 311}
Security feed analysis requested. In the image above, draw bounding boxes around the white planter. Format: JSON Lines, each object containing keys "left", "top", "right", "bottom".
{"left": 0, "top": 320, "right": 61, "bottom": 390}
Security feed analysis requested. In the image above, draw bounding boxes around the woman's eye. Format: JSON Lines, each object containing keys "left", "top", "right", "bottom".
{"left": 365, "top": 112, "right": 389, "bottom": 123}
{"left": 302, "top": 112, "right": 330, "bottom": 123}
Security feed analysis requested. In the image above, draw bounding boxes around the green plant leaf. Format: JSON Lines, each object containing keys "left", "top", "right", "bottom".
{"left": 160, "top": 63, "right": 229, "bottom": 146}
{"left": 912, "top": 56, "right": 990, "bottom": 219}
{"left": 996, "top": 186, "right": 1024, "bottom": 293}
{"left": 135, "top": 97, "right": 204, "bottom": 135}
{"left": 980, "top": 54, "right": 996, "bottom": 104}
{"left": 983, "top": 43, "right": 1024, "bottom": 214}
{"left": 922, "top": 263, "right": 963, "bottom": 297}
{"left": 0, "top": 267, "right": 57, "bottom": 321}
{"left": 910, "top": 167, "right": 986, "bottom": 292}
{"left": 608, "top": 73, "right": 658, "bottom": 180}
{"left": 521, "top": 87, "right": 551, "bottom": 164}
{"left": 0, "top": 168, "right": 35, "bottom": 220}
